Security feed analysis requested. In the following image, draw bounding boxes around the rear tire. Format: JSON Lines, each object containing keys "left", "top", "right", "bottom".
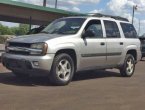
{"left": 120, "top": 54, "right": 135, "bottom": 77}
{"left": 49, "top": 53, "right": 75, "bottom": 86}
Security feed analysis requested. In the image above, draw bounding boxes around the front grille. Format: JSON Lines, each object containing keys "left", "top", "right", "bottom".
{"left": 7, "top": 42, "right": 31, "bottom": 55}
{"left": 9, "top": 42, "right": 31, "bottom": 48}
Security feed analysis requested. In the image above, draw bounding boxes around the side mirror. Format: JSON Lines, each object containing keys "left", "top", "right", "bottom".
{"left": 82, "top": 30, "right": 95, "bottom": 38}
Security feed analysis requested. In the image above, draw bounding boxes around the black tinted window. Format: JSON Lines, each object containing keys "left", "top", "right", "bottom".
{"left": 121, "top": 23, "right": 137, "bottom": 38}
{"left": 104, "top": 20, "right": 120, "bottom": 38}
{"left": 85, "top": 20, "right": 103, "bottom": 38}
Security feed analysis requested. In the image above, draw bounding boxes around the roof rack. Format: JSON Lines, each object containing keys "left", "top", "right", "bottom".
{"left": 87, "top": 13, "right": 129, "bottom": 22}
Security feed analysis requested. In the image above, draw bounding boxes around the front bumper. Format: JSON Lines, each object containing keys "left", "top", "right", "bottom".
{"left": 1, "top": 53, "right": 55, "bottom": 74}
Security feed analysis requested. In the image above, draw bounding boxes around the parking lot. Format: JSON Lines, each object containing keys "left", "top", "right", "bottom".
{"left": 0, "top": 59, "right": 145, "bottom": 110}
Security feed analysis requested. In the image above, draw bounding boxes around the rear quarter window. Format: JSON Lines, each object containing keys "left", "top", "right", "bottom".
{"left": 120, "top": 23, "right": 137, "bottom": 38}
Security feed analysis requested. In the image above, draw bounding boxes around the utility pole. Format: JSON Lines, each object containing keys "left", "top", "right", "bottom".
{"left": 29, "top": 16, "right": 32, "bottom": 31}
{"left": 43, "top": 0, "right": 46, "bottom": 7}
{"left": 55, "top": 0, "right": 58, "bottom": 9}
{"left": 132, "top": 5, "right": 137, "bottom": 25}
{"left": 138, "top": 19, "right": 141, "bottom": 36}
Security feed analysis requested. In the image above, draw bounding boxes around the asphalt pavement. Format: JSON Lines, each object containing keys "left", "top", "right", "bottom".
{"left": 0, "top": 59, "right": 145, "bottom": 110}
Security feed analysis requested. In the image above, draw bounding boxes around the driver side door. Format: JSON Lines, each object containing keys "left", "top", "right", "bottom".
{"left": 79, "top": 19, "right": 107, "bottom": 70}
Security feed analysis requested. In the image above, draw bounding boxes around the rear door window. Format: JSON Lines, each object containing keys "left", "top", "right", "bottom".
{"left": 104, "top": 20, "right": 120, "bottom": 38}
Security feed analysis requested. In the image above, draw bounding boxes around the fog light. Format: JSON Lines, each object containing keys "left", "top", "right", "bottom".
{"left": 33, "top": 61, "right": 39, "bottom": 66}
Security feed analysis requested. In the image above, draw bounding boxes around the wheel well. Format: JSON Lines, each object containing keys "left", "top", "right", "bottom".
{"left": 127, "top": 50, "right": 137, "bottom": 61}
{"left": 55, "top": 49, "right": 77, "bottom": 69}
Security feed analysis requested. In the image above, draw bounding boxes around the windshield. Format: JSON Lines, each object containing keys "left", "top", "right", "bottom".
{"left": 42, "top": 18, "right": 86, "bottom": 35}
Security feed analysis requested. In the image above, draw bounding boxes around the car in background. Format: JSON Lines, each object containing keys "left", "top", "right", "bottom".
{"left": 0, "top": 35, "right": 15, "bottom": 62}
{"left": 138, "top": 36, "right": 145, "bottom": 59}
{"left": 0, "top": 44, "right": 5, "bottom": 62}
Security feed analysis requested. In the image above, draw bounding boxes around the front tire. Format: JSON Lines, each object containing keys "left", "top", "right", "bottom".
{"left": 49, "top": 53, "right": 75, "bottom": 86}
{"left": 120, "top": 54, "right": 135, "bottom": 77}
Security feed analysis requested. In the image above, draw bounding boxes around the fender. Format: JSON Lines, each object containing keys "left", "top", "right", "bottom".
{"left": 47, "top": 42, "right": 82, "bottom": 71}
{"left": 119, "top": 44, "right": 138, "bottom": 65}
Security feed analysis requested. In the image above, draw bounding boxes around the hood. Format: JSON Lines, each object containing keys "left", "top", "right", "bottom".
{"left": 9, "top": 34, "right": 63, "bottom": 43}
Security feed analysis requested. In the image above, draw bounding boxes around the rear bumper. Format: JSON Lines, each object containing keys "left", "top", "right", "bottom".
{"left": 1, "top": 53, "right": 55, "bottom": 74}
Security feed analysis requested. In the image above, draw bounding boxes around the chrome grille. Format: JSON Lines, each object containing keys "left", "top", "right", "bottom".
{"left": 7, "top": 42, "right": 31, "bottom": 55}
{"left": 9, "top": 42, "right": 31, "bottom": 48}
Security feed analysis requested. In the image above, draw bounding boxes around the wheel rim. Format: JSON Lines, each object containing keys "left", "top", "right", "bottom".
{"left": 56, "top": 59, "right": 71, "bottom": 81}
{"left": 126, "top": 58, "right": 134, "bottom": 75}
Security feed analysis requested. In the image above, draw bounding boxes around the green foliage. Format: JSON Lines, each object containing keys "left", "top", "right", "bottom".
{"left": 0, "top": 23, "right": 29, "bottom": 35}
{"left": 15, "top": 24, "right": 29, "bottom": 35}
{"left": 0, "top": 23, "right": 29, "bottom": 44}
{"left": 0, "top": 24, "right": 14, "bottom": 35}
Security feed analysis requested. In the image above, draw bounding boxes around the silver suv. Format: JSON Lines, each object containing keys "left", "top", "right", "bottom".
{"left": 2, "top": 14, "right": 141, "bottom": 86}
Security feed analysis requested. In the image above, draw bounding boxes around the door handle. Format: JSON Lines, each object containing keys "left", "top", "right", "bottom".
{"left": 100, "top": 42, "right": 105, "bottom": 46}
{"left": 120, "top": 42, "right": 123, "bottom": 45}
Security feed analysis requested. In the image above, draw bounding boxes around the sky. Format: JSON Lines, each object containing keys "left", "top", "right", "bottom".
{"left": 1, "top": 0, "right": 145, "bottom": 35}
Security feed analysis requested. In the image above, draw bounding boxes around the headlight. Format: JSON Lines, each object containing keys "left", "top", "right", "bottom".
{"left": 31, "top": 43, "right": 44, "bottom": 49}
{"left": 30, "top": 43, "right": 48, "bottom": 55}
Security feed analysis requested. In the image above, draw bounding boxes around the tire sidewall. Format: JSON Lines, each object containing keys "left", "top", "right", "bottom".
{"left": 121, "top": 54, "right": 135, "bottom": 77}
{"left": 50, "top": 53, "right": 75, "bottom": 85}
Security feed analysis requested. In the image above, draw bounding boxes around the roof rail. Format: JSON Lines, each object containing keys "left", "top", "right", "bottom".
{"left": 87, "top": 13, "right": 129, "bottom": 22}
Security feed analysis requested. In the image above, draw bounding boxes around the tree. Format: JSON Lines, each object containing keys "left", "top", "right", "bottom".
{"left": 0, "top": 23, "right": 14, "bottom": 35}
{"left": 14, "top": 24, "right": 29, "bottom": 35}
{"left": 0, "top": 23, "right": 29, "bottom": 35}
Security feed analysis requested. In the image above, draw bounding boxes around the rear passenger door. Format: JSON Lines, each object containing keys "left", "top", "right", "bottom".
{"left": 104, "top": 20, "right": 124, "bottom": 65}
